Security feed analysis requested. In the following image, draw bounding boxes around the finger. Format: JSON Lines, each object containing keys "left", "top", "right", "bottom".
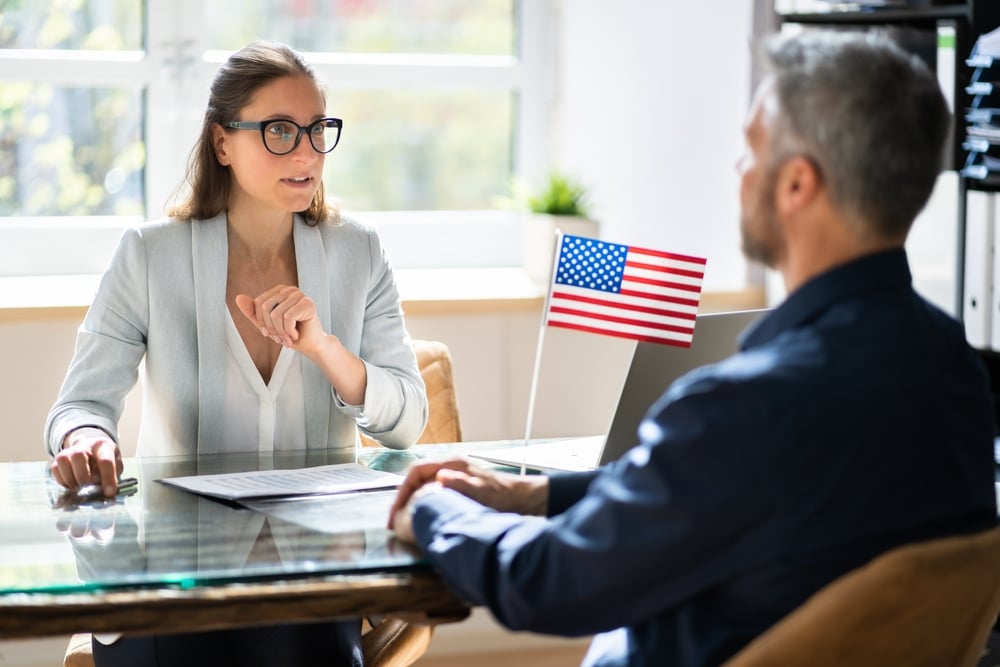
{"left": 91, "top": 524, "right": 117, "bottom": 546}
{"left": 435, "top": 469, "right": 479, "bottom": 495}
{"left": 51, "top": 460, "right": 68, "bottom": 488}
{"left": 242, "top": 285, "right": 290, "bottom": 337}
{"left": 235, "top": 294, "right": 258, "bottom": 325}
{"left": 55, "top": 515, "right": 72, "bottom": 533}
{"left": 89, "top": 513, "right": 117, "bottom": 544}
{"left": 280, "top": 295, "right": 315, "bottom": 343}
{"left": 388, "top": 463, "right": 446, "bottom": 522}
{"left": 93, "top": 441, "right": 120, "bottom": 496}
{"left": 271, "top": 294, "right": 302, "bottom": 344}
{"left": 390, "top": 505, "right": 414, "bottom": 539}
{"left": 64, "top": 448, "right": 96, "bottom": 488}
{"left": 436, "top": 468, "right": 503, "bottom": 508}
{"left": 68, "top": 517, "right": 89, "bottom": 540}
{"left": 388, "top": 459, "right": 472, "bottom": 522}
{"left": 263, "top": 287, "right": 301, "bottom": 342}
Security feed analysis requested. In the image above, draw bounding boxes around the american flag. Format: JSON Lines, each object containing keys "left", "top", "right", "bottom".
{"left": 545, "top": 234, "right": 707, "bottom": 347}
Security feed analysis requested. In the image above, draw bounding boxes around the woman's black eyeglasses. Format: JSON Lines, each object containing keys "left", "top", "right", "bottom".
{"left": 225, "top": 117, "right": 343, "bottom": 155}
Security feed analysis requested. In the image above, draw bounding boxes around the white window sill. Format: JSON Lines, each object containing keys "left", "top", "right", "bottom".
{"left": 0, "top": 268, "right": 548, "bottom": 321}
{"left": 0, "top": 270, "right": 764, "bottom": 322}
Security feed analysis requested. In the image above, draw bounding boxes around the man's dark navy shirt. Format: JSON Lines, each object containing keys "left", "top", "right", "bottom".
{"left": 412, "top": 249, "right": 998, "bottom": 666}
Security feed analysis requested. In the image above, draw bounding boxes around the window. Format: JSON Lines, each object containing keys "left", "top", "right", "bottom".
{"left": 0, "top": 0, "right": 552, "bottom": 277}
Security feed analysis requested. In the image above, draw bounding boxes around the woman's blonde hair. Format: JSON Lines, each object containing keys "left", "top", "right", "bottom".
{"left": 166, "top": 40, "right": 334, "bottom": 224}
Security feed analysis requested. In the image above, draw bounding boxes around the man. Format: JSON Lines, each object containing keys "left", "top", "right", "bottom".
{"left": 388, "top": 31, "right": 999, "bottom": 667}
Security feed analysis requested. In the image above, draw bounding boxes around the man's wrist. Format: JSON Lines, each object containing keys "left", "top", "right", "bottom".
{"left": 514, "top": 476, "right": 549, "bottom": 516}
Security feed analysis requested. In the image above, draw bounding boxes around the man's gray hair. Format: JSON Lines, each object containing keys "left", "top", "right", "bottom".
{"left": 762, "top": 30, "right": 950, "bottom": 239}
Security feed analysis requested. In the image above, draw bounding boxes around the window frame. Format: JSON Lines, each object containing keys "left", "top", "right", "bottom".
{"left": 0, "top": 0, "right": 554, "bottom": 278}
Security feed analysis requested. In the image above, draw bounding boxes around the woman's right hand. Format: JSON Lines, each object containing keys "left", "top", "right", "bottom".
{"left": 51, "top": 427, "right": 123, "bottom": 496}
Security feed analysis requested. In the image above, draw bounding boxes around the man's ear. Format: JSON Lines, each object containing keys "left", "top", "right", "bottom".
{"left": 212, "top": 124, "right": 231, "bottom": 166}
{"left": 775, "top": 155, "right": 820, "bottom": 216}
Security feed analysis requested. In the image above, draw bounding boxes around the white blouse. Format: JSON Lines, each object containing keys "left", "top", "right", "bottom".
{"left": 221, "top": 310, "right": 307, "bottom": 454}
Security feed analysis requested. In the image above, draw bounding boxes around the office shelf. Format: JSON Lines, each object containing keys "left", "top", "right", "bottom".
{"left": 781, "top": 7, "right": 968, "bottom": 26}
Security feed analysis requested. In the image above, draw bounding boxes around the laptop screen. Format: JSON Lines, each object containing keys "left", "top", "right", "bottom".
{"left": 596, "top": 308, "right": 770, "bottom": 465}
{"left": 470, "top": 308, "right": 770, "bottom": 472}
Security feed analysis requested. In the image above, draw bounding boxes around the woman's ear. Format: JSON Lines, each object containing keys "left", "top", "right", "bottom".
{"left": 775, "top": 155, "right": 820, "bottom": 217}
{"left": 212, "top": 124, "right": 231, "bottom": 166}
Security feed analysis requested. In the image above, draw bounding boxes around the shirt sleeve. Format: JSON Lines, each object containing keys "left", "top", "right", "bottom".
{"left": 546, "top": 470, "right": 598, "bottom": 516}
{"left": 411, "top": 372, "right": 776, "bottom": 637}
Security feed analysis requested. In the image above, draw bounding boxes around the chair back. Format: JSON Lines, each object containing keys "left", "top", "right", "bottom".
{"left": 361, "top": 338, "right": 462, "bottom": 447}
{"left": 723, "top": 524, "right": 1000, "bottom": 667}
{"left": 413, "top": 339, "right": 462, "bottom": 444}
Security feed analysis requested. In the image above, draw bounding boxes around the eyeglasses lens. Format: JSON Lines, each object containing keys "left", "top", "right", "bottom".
{"left": 262, "top": 120, "right": 339, "bottom": 155}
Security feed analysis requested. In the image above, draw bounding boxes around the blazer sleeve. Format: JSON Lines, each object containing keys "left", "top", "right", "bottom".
{"left": 351, "top": 226, "right": 427, "bottom": 449}
{"left": 44, "top": 228, "right": 150, "bottom": 456}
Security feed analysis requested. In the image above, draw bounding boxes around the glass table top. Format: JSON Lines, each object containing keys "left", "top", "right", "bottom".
{"left": 0, "top": 444, "right": 479, "bottom": 596}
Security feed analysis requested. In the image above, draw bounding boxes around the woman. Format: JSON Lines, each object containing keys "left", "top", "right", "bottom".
{"left": 45, "top": 40, "right": 427, "bottom": 666}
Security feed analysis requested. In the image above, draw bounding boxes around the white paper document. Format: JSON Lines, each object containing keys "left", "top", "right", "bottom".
{"left": 158, "top": 463, "right": 404, "bottom": 501}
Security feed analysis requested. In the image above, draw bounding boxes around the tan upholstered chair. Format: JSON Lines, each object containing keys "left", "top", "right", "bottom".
{"left": 723, "top": 525, "right": 1000, "bottom": 667}
{"left": 412, "top": 339, "right": 462, "bottom": 444}
{"left": 65, "top": 338, "right": 463, "bottom": 667}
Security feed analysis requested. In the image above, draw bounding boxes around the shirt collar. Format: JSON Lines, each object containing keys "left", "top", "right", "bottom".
{"left": 740, "top": 247, "right": 913, "bottom": 350}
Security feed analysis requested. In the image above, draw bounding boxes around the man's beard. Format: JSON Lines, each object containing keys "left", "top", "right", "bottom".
{"left": 740, "top": 177, "right": 782, "bottom": 268}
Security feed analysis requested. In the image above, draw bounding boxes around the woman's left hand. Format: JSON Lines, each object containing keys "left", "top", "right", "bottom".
{"left": 236, "top": 285, "right": 367, "bottom": 404}
{"left": 235, "top": 285, "right": 326, "bottom": 355}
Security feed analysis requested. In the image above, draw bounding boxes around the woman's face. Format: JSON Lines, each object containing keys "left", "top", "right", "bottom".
{"left": 214, "top": 75, "right": 327, "bottom": 219}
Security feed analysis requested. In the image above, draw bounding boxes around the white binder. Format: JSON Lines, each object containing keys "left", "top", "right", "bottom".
{"left": 991, "top": 195, "right": 1000, "bottom": 350}
{"left": 964, "top": 189, "right": 993, "bottom": 348}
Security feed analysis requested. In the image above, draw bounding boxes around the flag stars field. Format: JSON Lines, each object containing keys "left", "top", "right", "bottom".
{"left": 545, "top": 234, "right": 707, "bottom": 347}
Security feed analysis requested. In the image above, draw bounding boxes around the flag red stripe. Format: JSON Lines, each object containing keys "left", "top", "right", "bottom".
{"left": 549, "top": 306, "right": 696, "bottom": 334}
{"left": 618, "top": 288, "right": 701, "bottom": 308}
{"left": 625, "top": 260, "right": 705, "bottom": 280}
{"left": 625, "top": 274, "right": 703, "bottom": 293}
{"left": 550, "top": 291, "right": 697, "bottom": 321}
{"left": 547, "top": 321, "right": 693, "bottom": 347}
{"left": 628, "top": 246, "right": 707, "bottom": 265}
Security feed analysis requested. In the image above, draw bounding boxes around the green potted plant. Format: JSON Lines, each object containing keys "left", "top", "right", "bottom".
{"left": 522, "top": 172, "right": 591, "bottom": 217}
{"left": 516, "top": 172, "right": 599, "bottom": 284}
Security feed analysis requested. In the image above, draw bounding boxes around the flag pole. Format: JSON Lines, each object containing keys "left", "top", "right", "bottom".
{"left": 520, "top": 230, "right": 565, "bottom": 476}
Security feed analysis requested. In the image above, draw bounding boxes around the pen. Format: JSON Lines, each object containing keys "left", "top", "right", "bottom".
{"left": 75, "top": 476, "right": 138, "bottom": 501}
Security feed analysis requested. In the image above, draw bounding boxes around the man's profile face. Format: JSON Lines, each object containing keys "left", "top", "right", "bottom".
{"left": 737, "top": 84, "right": 784, "bottom": 268}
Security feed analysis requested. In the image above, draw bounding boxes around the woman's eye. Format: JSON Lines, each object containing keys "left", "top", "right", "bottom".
{"left": 267, "top": 122, "right": 293, "bottom": 138}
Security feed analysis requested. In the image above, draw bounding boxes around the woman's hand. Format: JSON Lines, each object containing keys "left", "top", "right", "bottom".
{"left": 51, "top": 427, "right": 123, "bottom": 496}
{"left": 235, "top": 285, "right": 367, "bottom": 404}
{"left": 235, "top": 285, "right": 325, "bottom": 355}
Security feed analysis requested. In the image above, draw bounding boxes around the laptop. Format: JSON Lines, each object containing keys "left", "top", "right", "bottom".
{"left": 470, "top": 308, "right": 770, "bottom": 472}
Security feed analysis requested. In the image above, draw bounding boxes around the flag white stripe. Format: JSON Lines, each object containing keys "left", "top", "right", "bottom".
{"left": 547, "top": 313, "right": 695, "bottom": 342}
{"left": 624, "top": 265, "right": 705, "bottom": 288}
{"left": 625, "top": 253, "right": 707, "bottom": 276}
{"left": 548, "top": 297, "right": 697, "bottom": 329}
{"left": 550, "top": 284, "right": 700, "bottom": 316}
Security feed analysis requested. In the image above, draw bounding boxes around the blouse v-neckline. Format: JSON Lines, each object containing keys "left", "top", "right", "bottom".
{"left": 225, "top": 309, "right": 295, "bottom": 393}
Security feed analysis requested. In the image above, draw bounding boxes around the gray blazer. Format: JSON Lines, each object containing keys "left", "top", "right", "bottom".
{"left": 45, "top": 212, "right": 427, "bottom": 457}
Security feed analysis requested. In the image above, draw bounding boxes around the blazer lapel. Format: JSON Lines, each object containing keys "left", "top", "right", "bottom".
{"left": 294, "top": 215, "right": 332, "bottom": 449}
{"left": 191, "top": 213, "right": 229, "bottom": 454}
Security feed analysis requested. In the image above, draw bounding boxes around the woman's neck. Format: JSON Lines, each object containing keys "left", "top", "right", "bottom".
{"left": 226, "top": 209, "right": 296, "bottom": 269}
